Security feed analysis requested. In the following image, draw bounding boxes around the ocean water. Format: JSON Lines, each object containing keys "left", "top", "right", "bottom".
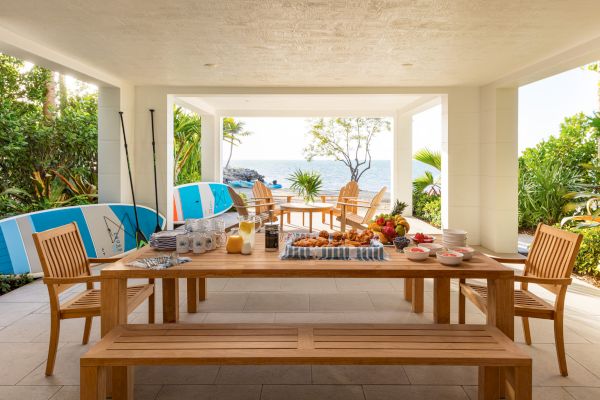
{"left": 229, "top": 160, "right": 438, "bottom": 193}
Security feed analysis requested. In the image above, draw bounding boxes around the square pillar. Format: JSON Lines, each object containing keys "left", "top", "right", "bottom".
{"left": 479, "top": 87, "right": 518, "bottom": 253}
{"left": 200, "top": 114, "right": 223, "bottom": 183}
{"left": 392, "top": 112, "right": 413, "bottom": 215}
{"left": 441, "top": 88, "right": 481, "bottom": 245}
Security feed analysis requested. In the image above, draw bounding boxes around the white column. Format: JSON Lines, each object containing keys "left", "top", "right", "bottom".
{"left": 200, "top": 114, "right": 223, "bottom": 183}
{"left": 392, "top": 112, "right": 413, "bottom": 215}
{"left": 441, "top": 88, "right": 481, "bottom": 245}
{"left": 98, "top": 86, "right": 134, "bottom": 203}
{"left": 479, "top": 87, "right": 518, "bottom": 253}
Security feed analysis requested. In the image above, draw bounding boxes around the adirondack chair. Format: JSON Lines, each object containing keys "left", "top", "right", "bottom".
{"left": 228, "top": 186, "right": 278, "bottom": 225}
{"left": 337, "top": 186, "right": 387, "bottom": 231}
{"left": 459, "top": 223, "right": 583, "bottom": 376}
{"left": 252, "top": 181, "right": 292, "bottom": 223}
{"left": 31, "top": 222, "right": 155, "bottom": 376}
{"left": 320, "top": 181, "right": 360, "bottom": 228}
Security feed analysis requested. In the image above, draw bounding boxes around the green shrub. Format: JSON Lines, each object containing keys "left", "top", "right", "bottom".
{"left": 561, "top": 226, "right": 600, "bottom": 277}
{"left": 413, "top": 189, "right": 441, "bottom": 228}
{"left": 0, "top": 274, "right": 34, "bottom": 295}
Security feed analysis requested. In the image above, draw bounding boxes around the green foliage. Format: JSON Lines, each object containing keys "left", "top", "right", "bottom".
{"left": 412, "top": 189, "right": 441, "bottom": 228}
{"left": 288, "top": 169, "right": 323, "bottom": 203}
{"left": 304, "top": 117, "right": 391, "bottom": 182}
{"left": 518, "top": 113, "right": 599, "bottom": 229}
{"left": 223, "top": 117, "right": 252, "bottom": 169}
{"left": 561, "top": 226, "right": 600, "bottom": 277}
{"left": 0, "top": 274, "right": 34, "bottom": 295}
{"left": 0, "top": 54, "right": 98, "bottom": 218}
{"left": 173, "top": 106, "right": 202, "bottom": 185}
{"left": 391, "top": 200, "right": 408, "bottom": 216}
{"left": 413, "top": 148, "right": 441, "bottom": 195}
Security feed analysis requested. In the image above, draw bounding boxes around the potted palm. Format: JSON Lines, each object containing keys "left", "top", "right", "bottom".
{"left": 288, "top": 169, "right": 323, "bottom": 204}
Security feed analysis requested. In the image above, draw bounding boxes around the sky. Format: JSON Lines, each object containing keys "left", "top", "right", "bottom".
{"left": 225, "top": 67, "right": 598, "bottom": 161}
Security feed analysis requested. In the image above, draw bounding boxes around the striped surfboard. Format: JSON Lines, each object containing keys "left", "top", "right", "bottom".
{"left": 172, "top": 182, "right": 233, "bottom": 223}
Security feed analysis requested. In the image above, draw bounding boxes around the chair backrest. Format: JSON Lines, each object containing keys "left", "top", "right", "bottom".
{"left": 525, "top": 223, "right": 583, "bottom": 294}
{"left": 252, "top": 181, "right": 272, "bottom": 214}
{"left": 336, "top": 181, "right": 360, "bottom": 212}
{"left": 227, "top": 186, "right": 249, "bottom": 217}
{"left": 361, "top": 186, "right": 387, "bottom": 223}
{"left": 32, "top": 222, "right": 91, "bottom": 294}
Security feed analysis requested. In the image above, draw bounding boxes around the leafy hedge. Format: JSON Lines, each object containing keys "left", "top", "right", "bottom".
{"left": 0, "top": 274, "right": 34, "bottom": 295}
{"left": 561, "top": 226, "right": 600, "bottom": 277}
{"left": 413, "top": 190, "right": 441, "bottom": 228}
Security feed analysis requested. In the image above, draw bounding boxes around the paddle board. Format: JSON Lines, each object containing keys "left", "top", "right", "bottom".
{"left": 172, "top": 182, "right": 233, "bottom": 223}
{"left": 0, "top": 203, "right": 165, "bottom": 275}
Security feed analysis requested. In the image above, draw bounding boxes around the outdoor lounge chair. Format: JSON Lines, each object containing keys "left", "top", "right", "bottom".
{"left": 251, "top": 181, "right": 292, "bottom": 223}
{"left": 227, "top": 186, "right": 279, "bottom": 226}
{"left": 320, "top": 180, "right": 360, "bottom": 228}
{"left": 32, "top": 222, "right": 155, "bottom": 376}
{"left": 336, "top": 186, "right": 387, "bottom": 231}
{"left": 458, "top": 223, "right": 583, "bottom": 376}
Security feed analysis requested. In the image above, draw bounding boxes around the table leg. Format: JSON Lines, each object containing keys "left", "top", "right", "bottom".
{"left": 340, "top": 205, "right": 346, "bottom": 233}
{"left": 404, "top": 278, "right": 413, "bottom": 301}
{"left": 101, "top": 277, "right": 128, "bottom": 337}
{"left": 280, "top": 211, "right": 284, "bottom": 231}
{"left": 162, "top": 278, "right": 179, "bottom": 323}
{"left": 302, "top": 212, "right": 305, "bottom": 226}
{"left": 411, "top": 278, "right": 424, "bottom": 313}
{"left": 309, "top": 211, "right": 313, "bottom": 232}
{"left": 187, "top": 278, "right": 198, "bottom": 313}
{"left": 433, "top": 278, "right": 451, "bottom": 323}
{"left": 198, "top": 278, "right": 207, "bottom": 301}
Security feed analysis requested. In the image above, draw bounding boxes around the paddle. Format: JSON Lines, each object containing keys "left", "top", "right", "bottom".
{"left": 119, "top": 111, "right": 148, "bottom": 248}
{"left": 149, "top": 109, "right": 162, "bottom": 233}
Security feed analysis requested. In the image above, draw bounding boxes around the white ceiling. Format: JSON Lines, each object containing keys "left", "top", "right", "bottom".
{"left": 178, "top": 94, "right": 427, "bottom": 115}
{"left": 1, "top": 1, "right": 599, "bottom": 87}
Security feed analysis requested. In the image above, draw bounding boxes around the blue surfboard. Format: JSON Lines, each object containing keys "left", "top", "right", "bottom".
{"left": 172, "top": 182, "right": 233, "bottom": 223}
{"left": 0, "top": 203, "right": 165, "bottom": 275}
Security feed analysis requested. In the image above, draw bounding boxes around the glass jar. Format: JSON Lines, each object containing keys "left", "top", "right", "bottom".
{"left": 264, "top": 222, "right": 279, "bottom": 252}
{"left": 238, "top": 215, "right": 257, "bottom": 255}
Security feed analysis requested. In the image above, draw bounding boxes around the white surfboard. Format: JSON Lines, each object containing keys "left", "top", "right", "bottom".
{"left": 172, "top": 182, "right": 233, "bottom": 223}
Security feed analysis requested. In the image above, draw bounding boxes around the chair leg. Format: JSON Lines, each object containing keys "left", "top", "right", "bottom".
{"left": 148, "top": 278, "right": 155, "bottom": 324}
{"left": 554, "top": 314, "right": 568, "bottom": 376}
{"left": 522, "top": 317, "right": 532, "bottom": 345}
{"left": 287, "top": 212, "right": 291, "bottom": 224}
{"left": 82, "top": 317, "right": 92, "bottom": 345}
{"left": 330, "top": 211, "right": 334, "bottom": 229}
{"left": 458, "top": 279, "right": 466, "bottom": 324}
{"left": 46, "top": 313, "right": 61, "bottom": 376}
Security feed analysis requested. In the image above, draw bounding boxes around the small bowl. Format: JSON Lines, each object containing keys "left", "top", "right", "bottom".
{"left": 410, "top": 234, "right": 434, "bottom": 244}
{"left": 404, "top": 246, "right": 430, "bottom": 261}
{"left": 450, "top": 246, "right": 475, "bottom": 260}
{"left": 436, "top": 250, "right": 464, "bottom": 266}
{"left": 418, "top": 242, "right": 444, "bottom": 256}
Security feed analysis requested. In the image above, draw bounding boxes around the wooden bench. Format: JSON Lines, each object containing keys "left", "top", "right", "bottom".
{"left": 81, "top": 324, "right": 531, "bottom": 400}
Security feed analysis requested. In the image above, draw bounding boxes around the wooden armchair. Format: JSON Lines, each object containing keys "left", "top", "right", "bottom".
{"left": 228, "top": 185, "right": 278, "bottom": 226}
{"left": 320, "top": 181, "right": 359, "bottom": 228}
{"left": 458, "top": 223, "right": 582, "bottom": 376}
{"left": 337, "top": 186, "right": 387, "bottom": 231}
{"left": 252, "top": 181, "right": 292, "bottom": 223}
{"left": 32, "top": 222, "right": 155, "bottom": 376}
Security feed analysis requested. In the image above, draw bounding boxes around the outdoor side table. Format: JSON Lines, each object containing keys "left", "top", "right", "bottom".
{"left": 278, "top": 202, "right": 334, "bottom": 232}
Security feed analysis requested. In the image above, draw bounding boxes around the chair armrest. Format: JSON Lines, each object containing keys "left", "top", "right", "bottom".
{"left": 490, "top": 256, "right": 527, "bottom": 264}
{"left": 43, "top": 276, "right": 101, "bottom": 285}
{"left": 235, "top": 202, "right": 276, "bottom": 208}
{"left": 88, "top": 257, "right": 122, "bottom": 264}
{"left": 515, "top": 276, "right": 572, "bottom": 285}
{"left": 338, "top": 202, "right": 371, "bottom": 208}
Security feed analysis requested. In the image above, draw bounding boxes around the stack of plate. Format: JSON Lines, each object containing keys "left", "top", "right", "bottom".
{"left": 442, "top": 229, "right": 467, "bottom": 248}
{"left": 149, "top": 230, "right": 179, "bottom": 250}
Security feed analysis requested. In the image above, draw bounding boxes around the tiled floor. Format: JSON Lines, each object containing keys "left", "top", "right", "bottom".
{"left": 1, "top": 217, "right": 600, "bottom": 399}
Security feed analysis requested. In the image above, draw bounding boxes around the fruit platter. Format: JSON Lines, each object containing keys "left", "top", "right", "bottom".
{"left": 367, "top": 213, "right": 411, "bottom": 245}
{"left": 410, "top": 232, "right": 434, "bottom": 244}
{"left": 281, "top": 229, "right": 386, "bottom": 260}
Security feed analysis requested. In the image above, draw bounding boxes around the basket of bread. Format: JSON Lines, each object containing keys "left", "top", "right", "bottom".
{"left": 281, "top": 229, "right": 386, "bottom": 260}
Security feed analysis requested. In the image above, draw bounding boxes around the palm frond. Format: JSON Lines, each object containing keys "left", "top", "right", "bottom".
{"left": 413, "top": 148, "right": 441, "bottom": 171}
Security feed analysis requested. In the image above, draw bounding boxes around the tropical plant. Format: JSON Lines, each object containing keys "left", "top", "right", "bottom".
{"left": 304, "top": 117, "right": 391, "bottom": 182}
{"left": 288, "top": 169, "right": 323, "bottom": 203}
{"left": 223, "top": 117, "right": 253, "bottom": 169}
{"left": 173, "top": 106, "right": 202, "bottom": 185}
{"left": 413, "top": 148, "right": 441, "bottom": 195}
{"left": 391, "top": 200, "right": 408, "bottom": 216}
{"left": 561, "top": 225, "right": 600, "bottom": 276}
{"left": 561, "top": 162, "right": 600, "bottom": 228}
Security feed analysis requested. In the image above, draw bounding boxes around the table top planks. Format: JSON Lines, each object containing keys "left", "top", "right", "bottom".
{"left": 101, "top": 233, "right": 513, "bottom": 279}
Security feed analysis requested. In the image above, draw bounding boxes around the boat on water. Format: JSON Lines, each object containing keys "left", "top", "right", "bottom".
{"left": 227, "top": 180, "right": 282, "bottom": 190}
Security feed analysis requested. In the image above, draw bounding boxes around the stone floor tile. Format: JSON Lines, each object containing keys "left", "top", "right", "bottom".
{"left": 49, "top": 385, "right": 162, "bottom": 400}
{"left": 18, "top": 343, "right": 92, "bottom": 386}
{"left": 564, "top": 386, "right": 600, "bottom": 400}
{"left": 312, "top": 365, "right": 409, "bottom": 384}
{"left": 31, "top": 317, "right": 101, "bottom": 344}
{"left": 136, "top": 366, "right": 219, "bottom": 384}
{"left": 157, "top": 385, "right": 261, "bottom": 400}
{"left": 368, "top": 292, "right": 414, "bottom": 312}
{"left": 0, "top": 342, "right": 48, "bottom": 385}
{"left": 335, "top": 278, "right": 395, "bottom": 292}
{"left": 216, "top": 365, "right": 310, "bottom": 384}
{"left": 565, "top": 315, "right": 600, "bottom": 344}
{"left": 364, "top": 385, "right": 469, "bottom": 400}
{"left": 0, "top": 302, "right": 46, "bottom": 325}
{"left": 512, "top": 317, "right": 589, "bottom": 345}
{"left": 244, "top": 293, "right": 309, "bottom": 312}
{"left": 403, "top": 365, "right": 478, "bottom": 385}
{"left": 195, "top": 293, "right": 249, "bottom": 312}
{"left": 565, "top": 343, "right": 600, "bottom": 378}
{"left": 279, "top": 278, "right": 338, "bottom": 293}
{"left": 203, "top": 312, "right": 275, "bottom": 323}
{"left": 207, "top": 278, "right": 230, "bottom": 291}
{"left": 261, "top": 384, "right": 364, "bottom": 400}
{"left": 0, "top": 385, "right": 60, "bottom": 400}
{"left": 222, "top": 278, "right": 283, "bottom": 292}
{"left": 0, "top": 313, "right": 49, "bottom": 342}
{"left": 309, "top": 293, "right": 374, "bottom": 312}
{"left": 461, "top": 385, "right": 570, "bottom": 400}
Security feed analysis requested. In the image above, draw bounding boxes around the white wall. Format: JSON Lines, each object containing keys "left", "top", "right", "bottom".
{"left": 392, "top": 112, "right": 413, "bottom": 214}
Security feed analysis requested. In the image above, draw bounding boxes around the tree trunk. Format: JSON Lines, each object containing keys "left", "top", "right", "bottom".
{"left": 43, "top": 73, "right": 56, "bottom": 121}
{"left": 225, "top": 139, "right": 234, "bottom": 169}
{"left": 58, "top": 74, "right": 68, "bottom": 113}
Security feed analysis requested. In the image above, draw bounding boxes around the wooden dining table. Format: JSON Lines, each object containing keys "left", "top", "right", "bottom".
{"left": 100, "top": 234, "right": 515, "bottom": 342}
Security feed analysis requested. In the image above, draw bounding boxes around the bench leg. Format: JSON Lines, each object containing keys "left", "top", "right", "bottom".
{"left": 162, "top": 278, "right": 179, "bottom": 323}
{"left": 187, "top": 278, "right": 198, "bottom": 313}
{"left": 506, "top": 366, "right": 532, "bottom": 400}
{"left": 80, "top": 366, "right": 107, "bottom": 400}
{"left": 411, "top": 278, "right": 424, "bottom": 313}
{"left": 112, "top": 366, "right": 134, "bottom": 400}
{"left": 478, "top": 366, "right": 500, "bottom": 400}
